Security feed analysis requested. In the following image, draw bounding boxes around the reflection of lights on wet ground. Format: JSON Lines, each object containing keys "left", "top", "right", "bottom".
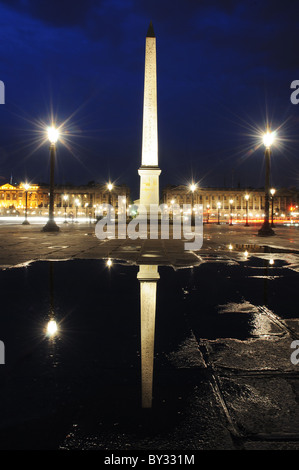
{"left": 47, "top": 320, "right": 58, "bottom": 337}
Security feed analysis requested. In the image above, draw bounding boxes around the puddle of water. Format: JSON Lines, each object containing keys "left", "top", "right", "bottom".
{"left": 142, "top": 254, "right": 160, "bottom": 258}
{"left": 226, "top": 244, "right": 299, "bottom": 254}
{"left": 47, "top": 246, "right": 69, "bottom": 249}
{"left": 0, "top": 253, "right": 298, "bottom": 449}
{"left": 0, "top": 256, "right": 298, "bottom": 355}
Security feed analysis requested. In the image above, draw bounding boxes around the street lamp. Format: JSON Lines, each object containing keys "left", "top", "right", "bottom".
{"left": 107, "top": 182, "right": 113, "bottom": 219}
{"left": 206, "top": 204, "right": 210, "bottom": 224}
{"left": 258, "top": 130, "right": 275, "bottom": 236}
{"left": 189, "top": 183, "right": 197, "bottom": 225}
{"left": 84, "top": 202, "right": 90, "bottom": 222}
{"left": 270, "top": 188, "right": 276, "bottom": 227}
{"left": 22, "top": 183, "right": 30, "bottom": 225}
{"left": 217, "top": 201, "right": 221, "bottom": 225}
{"left": 229, "top": 199, "right": 233, "bottom": 225}
{"left": 75, "top": 198, "right": 80, "bottom": 222}
{"left": 42, "top": 126, "right": 60, "bottom": 232}
{"left": 170, "top": 199, "right": 175, "bottom": 220}
{"left": 63, "top": 194, "right": 68, "bottom": 223}
{"left": 245, "top": 194, "right": 250, "bottom": 226}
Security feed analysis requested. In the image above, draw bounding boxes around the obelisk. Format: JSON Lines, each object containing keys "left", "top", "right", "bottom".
{"left": 138, "top": 21, "right": 161, "bottom": 214}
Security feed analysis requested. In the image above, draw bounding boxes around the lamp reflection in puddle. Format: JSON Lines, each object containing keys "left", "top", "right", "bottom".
{"left": 45, "top": 261, "right": 60, "bottom": 362}
{"left": 137, "top": 264, "right": 159, "bottom": 409}
{"left": 46, "top": 319, "right": 58, "bottom": 338}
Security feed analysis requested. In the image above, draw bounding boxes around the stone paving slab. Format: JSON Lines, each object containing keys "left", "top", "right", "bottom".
{"left": 219, "top": 376, "right": 299, "bottom": 437}
{"left": 202, "top": 337, "right": 298, "bottom": 373}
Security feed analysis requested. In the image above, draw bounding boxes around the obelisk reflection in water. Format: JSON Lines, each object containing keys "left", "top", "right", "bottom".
{"left": 137, "top": 264, "right": 159, "bottom": 408}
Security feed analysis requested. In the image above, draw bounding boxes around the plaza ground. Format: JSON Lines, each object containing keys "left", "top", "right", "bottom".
{"left": 0, "top": 219, "right": 299, "bottom": 269}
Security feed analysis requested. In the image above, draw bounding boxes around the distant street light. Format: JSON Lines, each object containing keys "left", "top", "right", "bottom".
{"left": 189, "top": 183, "right": 197, "bottom": 225}
{"left": 270, "top": 188, "right": 276, "bottom": 227}
{"left": 206, "top": 204, "right": 210, "bottom": 224}
{"left": 245, "top": 194, "right": 250, "bottom": 226}
{"left": 85, "top": 202, "right": 89, "bottom": 219}
{"left": 75, "top": 198, "right": 80, "bottom": 222}
{"left": 22, "top": 183, "right": 30, "bottom": 225}
{"left": 170, "top": 199, "right": 175, "bottom": 219}
{"left": 42, "top": 126, "right": 60, "bottom": 232}
{"left": 258, "top": 131, "right": 275, "bottom": 236}
{"left": 107, "top": 182, "right": 114, "bottom": 221}
{"left": 217, "top": 201, "right": 221, "bottom": 225}
{"left": 229, "top": 199, "right": 233, "bottom": 225}
{"left": 63, "top": 194, "right": 68, "bottom": 223}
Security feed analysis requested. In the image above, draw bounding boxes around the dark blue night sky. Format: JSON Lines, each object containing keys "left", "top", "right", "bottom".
{"left": 0, "top": 0, "right": 299, "bottom": 198}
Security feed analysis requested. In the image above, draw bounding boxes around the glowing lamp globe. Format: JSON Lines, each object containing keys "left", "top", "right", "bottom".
{"left": 47, "top": 126, "right": 59, "bottom": 144}
{"left": 263, "top": 131, "right": 275, "bottom": 148}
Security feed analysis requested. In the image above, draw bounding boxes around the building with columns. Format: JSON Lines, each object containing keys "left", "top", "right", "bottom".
{"left": 162, "top": 185, "right": 299, "bottom": 222}
{"left": 0, "top": 182, "right": 130, "bottom": 218}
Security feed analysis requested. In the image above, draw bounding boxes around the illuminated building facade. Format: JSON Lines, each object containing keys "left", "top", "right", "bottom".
{"left": 162, "top": 185, "right": 299, "bottom": 221}
{"left": 0, "top": 182, "right": 130, "bottom": 218}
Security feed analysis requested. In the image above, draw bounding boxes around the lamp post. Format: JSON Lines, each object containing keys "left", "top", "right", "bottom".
{"left": 270, "top": 188, "right": 276, "bottom": 227}
{"left": 189, "top": 183, "right": 197, "bottom": 225}
{"left": 75, "top": 198, "right": 79, "bottom": 222}
{"left": 22, "top": 183, "right": 30, "bottom": 225}
{"left": 229, "top": 199, "right": 233, "bottom": 225}
{"left": 42, "top": 126, "right": 60, "bottom": 232}
{"left": 107, "top": 182, "right": 113, "bottom": 220}
{"left": 170, "top": 199, "right": 175, "bottom": 220}
{"left": 63, "top": 194, "right": 68, "bottom": 223}
{"left": 206, "top": 204, "right": 210, "bottom": 224}
{"left": 85, "top": 202, "right": 89, "bottom": 219}
{"left": 217, "top": 202, "right": 221, "bottom": 225}
{"left": 245, "top": 194, "right": 250, "bottom": 226}
{"left": 258, "top": 131, "right": 275, "bottom": 236}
